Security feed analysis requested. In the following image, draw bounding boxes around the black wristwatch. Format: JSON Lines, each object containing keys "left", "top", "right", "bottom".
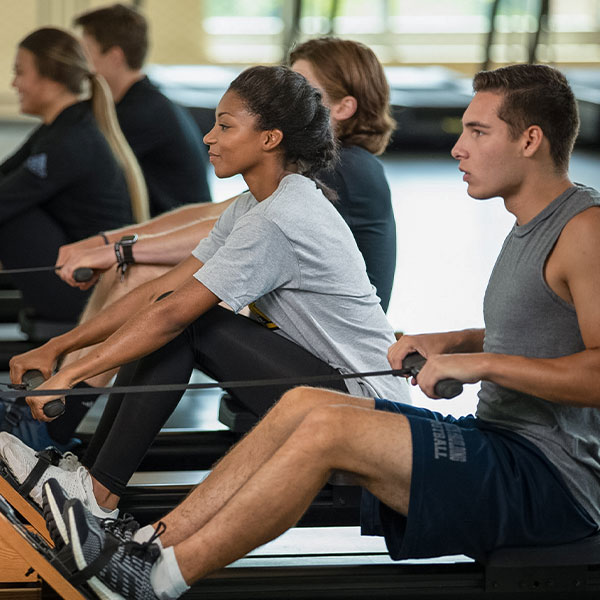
{"left": 114, "top": 234, "right": 138, "bottom": 280}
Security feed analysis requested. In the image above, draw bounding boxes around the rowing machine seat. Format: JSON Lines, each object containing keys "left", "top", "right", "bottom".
{"left": 218, "top": 394, "right": 259, "bottom": 432}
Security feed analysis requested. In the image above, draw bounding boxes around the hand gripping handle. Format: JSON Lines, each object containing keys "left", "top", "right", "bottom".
{"left": 22, "top": 370, "right": 65, "bottom": 418}
{"left": 73, "top": 267, "right": 93, "bottom": 283}
{"left": 401, "top": 352, "right": 463, "bottom": 399}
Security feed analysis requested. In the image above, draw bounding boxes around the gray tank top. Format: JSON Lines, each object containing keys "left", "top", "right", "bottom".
{"left": 477, "top": 184, "right": 600, "bottom": 524}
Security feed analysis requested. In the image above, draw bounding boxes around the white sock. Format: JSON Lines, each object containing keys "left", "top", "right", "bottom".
{"left": 133, "top": 524, "right": 164, "bottom": 549}
{"left": 150, "top": 546, "right": 189, "bottom": 600}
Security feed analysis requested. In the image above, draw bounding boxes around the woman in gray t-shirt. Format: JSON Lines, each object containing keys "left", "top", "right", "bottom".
{"left": 6, "top": 66, "right": 409, "bottom": 517}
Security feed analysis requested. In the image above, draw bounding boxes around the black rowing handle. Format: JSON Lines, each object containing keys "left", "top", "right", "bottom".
{"left": 401, "top": 352, "right": 463, "bottom": 399}
{"left": 73, "top": 267, "right": 94, "bottom": 283}
{"left": 22, "top": 370, "right": 65, "bottom": 418}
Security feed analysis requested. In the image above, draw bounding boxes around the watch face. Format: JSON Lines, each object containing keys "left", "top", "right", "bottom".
{"left": 120, "top": 234, "right": 138, "bottom": 245}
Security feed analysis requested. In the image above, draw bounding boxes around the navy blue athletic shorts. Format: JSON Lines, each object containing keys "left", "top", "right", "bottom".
{"left": 360, "top": 399, "right": 598, "bottom": 563}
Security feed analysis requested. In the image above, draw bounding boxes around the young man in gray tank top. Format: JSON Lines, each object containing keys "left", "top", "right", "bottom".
{"left": 382, "top": 63, "right": 600, "bottom": 559}
{"left": 7, "top": 64, "right": 598, "bottom": 595}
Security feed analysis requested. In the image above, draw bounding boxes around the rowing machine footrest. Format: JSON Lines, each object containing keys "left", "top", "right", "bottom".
{"left": 18, "top": 308, "right": 76, "bottom": 342}
{"left": 485, "top": 531, "right": 600, "bottom": 567}
{"left": 218, "top": 394, "right": 259, "bottom": 433}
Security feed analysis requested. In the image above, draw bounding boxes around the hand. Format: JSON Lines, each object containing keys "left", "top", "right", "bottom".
{"left": 25, "top": 373, "right": 69, "bottom": 422}
{"left": 387, "top": 333, "right": 456, "bottom": 371}
{"left": 9, "top": 343, "right": 59, "bottom": 385}
{"left": 414, "top": 353, "right": 487, "bottom": 399}
{"left": 56, "top": 243, "right": 116, "bottom": 289}
{"left": 56, "top": 236, "right": 104, "bottom": 268}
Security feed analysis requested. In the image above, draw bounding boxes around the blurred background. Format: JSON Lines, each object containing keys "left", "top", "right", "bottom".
{"left": 1, "top": 0, "right": 600, "bottom": 415}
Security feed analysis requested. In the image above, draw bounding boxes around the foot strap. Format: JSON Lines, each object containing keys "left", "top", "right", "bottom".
{"left": 18, "top": 447, "right": 62, "bottom": 497}
{"left": 69, "top": 533, "right": 121, "bottom": 587}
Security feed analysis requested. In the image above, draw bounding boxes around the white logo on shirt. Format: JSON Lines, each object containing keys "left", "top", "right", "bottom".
{"left": 25, "top": 153, "right": 48, "bottom": 178}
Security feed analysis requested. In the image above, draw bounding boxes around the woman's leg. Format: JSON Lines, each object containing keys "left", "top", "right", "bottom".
{"left": 88, "top": 331, "right": 197, "bottom": 507}
{"left": 88, "top": 306, "right": 348, "bottom": 505}
{"left": 187, "top": 306, "right": 348, "bottom": 418}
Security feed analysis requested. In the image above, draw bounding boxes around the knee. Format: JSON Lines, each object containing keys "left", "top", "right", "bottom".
{"left": 294, "top": 404, "right": 347, "bottom": 454}
{"left": 274, "top": 386, "right": 329, "bottom": 418}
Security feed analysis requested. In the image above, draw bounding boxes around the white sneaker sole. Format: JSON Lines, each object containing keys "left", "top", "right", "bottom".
{"left": 42, "top": 483, "right": 69, "bottom": 547}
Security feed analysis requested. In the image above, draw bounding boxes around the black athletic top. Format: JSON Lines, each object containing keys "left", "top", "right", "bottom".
{"left": 116, "top": 76, "right": 212, "bottom": 216}
{"left": 319, "top": 145, "right": 396, "bottom": 312}
{"left": 0, "top": 101, "right": 132, "bottom": 240}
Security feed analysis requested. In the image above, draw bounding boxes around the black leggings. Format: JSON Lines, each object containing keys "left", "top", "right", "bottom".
{"left": 0, "top": 208, "right": 89, "bottom": 320}
{"left": 83, "top": 306, "right": 348, "bottom": 496}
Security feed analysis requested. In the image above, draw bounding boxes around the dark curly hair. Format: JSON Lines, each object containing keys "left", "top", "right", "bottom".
{"left": 228, "top": 65, "right": 338, "bottom": 199}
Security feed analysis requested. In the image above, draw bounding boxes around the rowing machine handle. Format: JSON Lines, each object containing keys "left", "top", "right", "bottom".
{"left": 22, "top": 370, "right": 65, "bottom": 418}
{"left": 73, "top": 267, "right": 93, "bottom": 283}
{"left": 401, "top": 352, "right": 464, "bottom": 399}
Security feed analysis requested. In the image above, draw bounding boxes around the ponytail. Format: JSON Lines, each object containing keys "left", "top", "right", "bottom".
{"left": 88, "top": 73, "right": 149, "bottom": 223}
{"left": 19, "top": 27, "right": 150, "bottom": 224}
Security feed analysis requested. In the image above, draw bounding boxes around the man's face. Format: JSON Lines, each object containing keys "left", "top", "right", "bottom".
{"left": 451, "top": 91, "right": 526, "bottom": 201}
{"left": 81, "top": 33, "right": 114, "bottom": 82}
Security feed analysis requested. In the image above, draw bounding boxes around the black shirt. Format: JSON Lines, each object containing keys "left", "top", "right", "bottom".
{"left": 116, "top": 76, "right": 212, "bottom": 216}
{"left": 319, "top": 146, "right": 396, "bottom": 312}
{"left": 0, "top": 101, "right": 133, "bottom": 240}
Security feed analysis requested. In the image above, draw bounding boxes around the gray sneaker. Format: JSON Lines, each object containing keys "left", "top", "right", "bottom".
{"left": 66, "top": 498, "right": 162, "bottom": 599}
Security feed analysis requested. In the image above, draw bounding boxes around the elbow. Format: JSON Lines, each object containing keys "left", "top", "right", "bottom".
{"left": 151, "top": 296, "right": 193, "bottom": 338}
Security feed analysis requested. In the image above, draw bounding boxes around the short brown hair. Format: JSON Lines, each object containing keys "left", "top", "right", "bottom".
{"left": 473, "top": 64, "right": 579, "bottom": 174}
{"left": 289, "top": 37, "right": 395, "bottom": 155}
{"left": 74, "top": 3, "right": 148, "bottom": 70}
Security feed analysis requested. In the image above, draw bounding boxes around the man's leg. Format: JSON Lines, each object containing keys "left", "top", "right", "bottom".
{"left": 166, "top": 389, "right": 412, "bottom": 583}
{"left": 158, "top": 387, "right": 376, "bottom": 547}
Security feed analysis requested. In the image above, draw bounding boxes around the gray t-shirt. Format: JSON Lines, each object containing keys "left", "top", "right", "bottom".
{"left": 192, "top": 173, "right": 409, "bottom": 403}
{"left": 477, "top": 184, "right": 600, "bottom": 524}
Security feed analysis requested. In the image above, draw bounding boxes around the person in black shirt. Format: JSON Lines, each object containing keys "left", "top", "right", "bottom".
{"left": 290, "top": 38, "right": 397, "bottom": 312}
{"left": 74, "top": 3, "right": 212, "bottom": 216}
{"left": 0, "top": 27, "right": 146, "bottom": 323}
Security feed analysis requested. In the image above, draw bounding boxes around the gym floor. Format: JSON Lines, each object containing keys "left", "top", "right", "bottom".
{"left": 2, "top": 122, "right": 600, "bottom": 424}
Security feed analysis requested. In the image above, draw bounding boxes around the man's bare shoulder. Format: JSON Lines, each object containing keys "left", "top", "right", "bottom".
{"left": 558, "top": 206, "right": 600, "bottom": 254}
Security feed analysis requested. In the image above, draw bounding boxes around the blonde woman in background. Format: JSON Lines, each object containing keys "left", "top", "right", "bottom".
{"left": 0, "top": 26, "right": 147, "bottom": 323}
{"left": 0, "top": 27, "right": 147, "bottom": 450}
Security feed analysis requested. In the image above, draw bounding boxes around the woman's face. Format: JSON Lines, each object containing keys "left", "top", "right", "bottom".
{"left": 203, "top": 90, "right": 268, "bottom": 179}
{"left": 12, "top": 47, "right": 52, "bottom": 117}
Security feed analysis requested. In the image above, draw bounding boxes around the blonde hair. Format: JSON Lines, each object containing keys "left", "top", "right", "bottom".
{"left": 88, "top": 73, "right": 149, "bottom": 222}
{"left": 19, "top": 27, "right": 149, "bottom": 222}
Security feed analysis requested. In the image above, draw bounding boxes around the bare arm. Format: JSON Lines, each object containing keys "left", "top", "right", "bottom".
{"left": 100, "top": 197, "right": 235, "bottom": 240}
{"left": 59, "top": 277, "right": 218, "bottom": 387}
{"left": 25, "top": 271, "right": 219, "bottom": 421}
{"left": 58, "top": 217, "right": 218, "bottom": 287}
{"left": 388, "top": 328, "right": 485, "bottom": 369}
{"left": 10, "top": 255, "right": 203, "bottom": 383}
{"left": 55, "top": 196, "right": 236, "bottom": 284}
{"left": 414, "top": 207, "right": 600, "bottom": 406}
